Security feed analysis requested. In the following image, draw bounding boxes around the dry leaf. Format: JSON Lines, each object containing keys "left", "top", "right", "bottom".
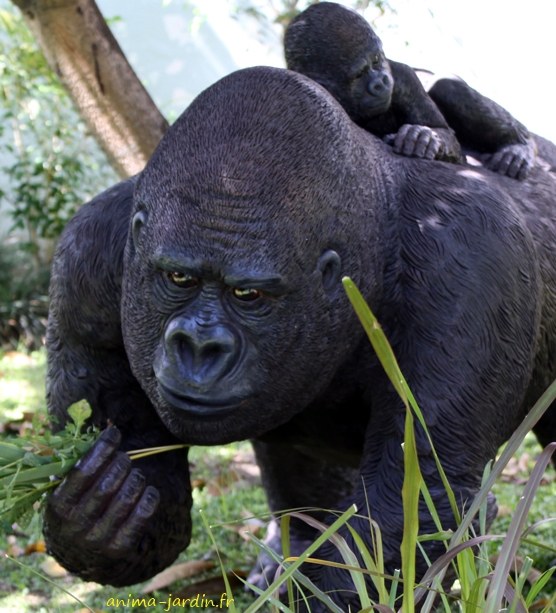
{"left": 40, "top": 557, "right": 68, "bottom": 578}
{"left": 174, "top": 570, "right": 248, "bottom": 599}
{"left": 496, "top": 504, "right": 513, "bottom": 518}
{"left": 530, "top": 598, "right": 551, "bottom": 611}
{"left": 206, "top": 469, "right": 240, "bottom": 496}
{"left": 5, "top": 542, "right": 25, "bottom": 557}
{"left": 25, "top": 540, "right": 46, "bottom": 555}
{"left": 190, "top": 478, "right": 206, "bottom": 490}
{"left": 142, "top": 561, "right": 216, "bottom": 593}
{"left": 226, "top": 510, "right": 265, "bottom": 541}
{"left": 517, "top": 452, "right": 531, "bottom": 473}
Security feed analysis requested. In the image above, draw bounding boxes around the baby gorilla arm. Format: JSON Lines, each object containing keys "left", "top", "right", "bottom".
{"left": 427, "top": 76, "right": 536, "bottom": 180}
{"left": 383, "top": 61, "right": 463, "bottom": 164}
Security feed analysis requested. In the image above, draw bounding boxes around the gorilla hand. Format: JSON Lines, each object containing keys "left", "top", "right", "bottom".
{"left": 482, "top": 142, "right": 536, "bottom": 180}
{"left": 384, "top": 124, "right": 442, "bottom": 160}
{"left": 43, "top": 428, "right": 160, "bottom": 581}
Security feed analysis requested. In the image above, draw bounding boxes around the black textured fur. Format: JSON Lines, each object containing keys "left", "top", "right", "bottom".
{"left": 45, "top": 66, "right": 556, "bottom": 610}
{"left": 285, "top": 2, "right": 537, "bottom": 180}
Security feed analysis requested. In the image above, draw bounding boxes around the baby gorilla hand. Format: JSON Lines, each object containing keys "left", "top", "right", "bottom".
{"left": 483, "top": 143, "right": 536, "bottom": 180}
{"left": 43, "top": 428, "right": 160, "bottom": 569}
{"left": 384, "top": 124, "right": 441, "bottom": 160}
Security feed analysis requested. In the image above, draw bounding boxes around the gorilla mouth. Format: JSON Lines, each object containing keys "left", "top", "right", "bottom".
{"left": 361, "top": 96, "right": 391, "bottom": 115}
{"left": 157, "top": 382, "right": 245, "bottom": 417}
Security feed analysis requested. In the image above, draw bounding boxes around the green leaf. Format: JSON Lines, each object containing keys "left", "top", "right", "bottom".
{"left": 66, "top": 399, "right": 92, "bottom": 435}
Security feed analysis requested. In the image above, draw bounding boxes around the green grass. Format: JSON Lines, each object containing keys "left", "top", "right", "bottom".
{"left": 1, "top": 347, "right": 556, "bottom": 611}
{"left": 0, "top": 350, "right": 47, "bottom": 421}
{"left": 0, "top": 349, "right": 270, "bottom": 612}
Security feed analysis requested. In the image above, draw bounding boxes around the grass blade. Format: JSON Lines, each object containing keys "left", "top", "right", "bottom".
{"left": 244, "top": 505, "right": 358, "bottom": 613}
{"left": 400, "top": 404, "right": 421, "bottom": 613}
{"left": 484, "top": 442, "right": 556, "bottom": 613}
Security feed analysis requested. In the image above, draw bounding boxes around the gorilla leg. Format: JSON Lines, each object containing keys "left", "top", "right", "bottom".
{"left": 248, "top": 440, "right": 359, "bottom": 589}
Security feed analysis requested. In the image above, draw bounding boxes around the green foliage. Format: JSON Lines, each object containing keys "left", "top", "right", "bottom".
{"left": 0, "top": 2, "right": 117, "bottom": 349}
{"left": 230, "top": 0, "right": 391, "bottom": 38}
{"left": 0, "top": 3, "right": 117, "bottom": 248}
{"left": 0, "top": 400, "right": 98, "bottom": 528}
{"left": 0, "top": 239, "right": 50, "bottom": 350}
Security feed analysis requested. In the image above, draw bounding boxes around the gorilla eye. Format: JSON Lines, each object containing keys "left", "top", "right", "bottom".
{"left": 232, "top": 287, "right": 261, "bottom": 302}
{"left": 354, "top": 66, "right": 368, "bottom": 79}
{"left": 167, "top": 272, "right": 198, "bottom": 289}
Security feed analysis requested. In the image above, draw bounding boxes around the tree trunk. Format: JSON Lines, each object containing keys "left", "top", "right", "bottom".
{"left": 11, "top": 0, "right": 169, "bottom": 179}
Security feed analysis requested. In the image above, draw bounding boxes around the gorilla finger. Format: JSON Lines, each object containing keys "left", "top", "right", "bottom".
{"left": 49, "top": 428, "right": 122, "bottom": 507}
{"left": 84, "top": 469, "right": 146, "bottom": 545}
{"left": 392, "top": 124, "right": 411, "bottom": 150}
{"left": 485, "top": 151, "right": 504, "bottom": 172}
{"left": 77, "top": 452, "right": 132, "bottom": 519}
{"left": 104, "top": 486, "right": 160, "bottom": 558}
{"left": 517, "top": 161, "right": 531, "bottom": 181}
{"left": 414, "top": 131, "right": 437, "bottom": 159}
{"left": 398, "top": 126, "right": 420, "bottom": 156}
{"left": 383, "top": 133, "right": 396, "bottom": 146}
{"left": 506, "top": 156, "right": 525, "bottom": 179}
{"left": 424, "top": 137, "right": 441, "bottom": 160}
{"left": 495, "top": 152, "right": 514, "bottom": 175}
{"left": 405, "top": 127, "right": 432, "bottom": 157}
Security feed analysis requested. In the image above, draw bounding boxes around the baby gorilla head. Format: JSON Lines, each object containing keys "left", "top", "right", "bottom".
{"left": 285, "top": 2, "right": 393, "bottom": 123}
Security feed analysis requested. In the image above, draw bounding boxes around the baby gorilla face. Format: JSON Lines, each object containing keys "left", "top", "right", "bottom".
{"left": 283, "top": 2, "right": 394, "bottom": 124}
{"left": 341, "top": 43, "right": 394, "bottom": 122}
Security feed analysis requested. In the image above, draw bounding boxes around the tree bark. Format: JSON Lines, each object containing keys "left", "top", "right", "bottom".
{"left": 11, "top": 0, "right": 169, "bottom": 179}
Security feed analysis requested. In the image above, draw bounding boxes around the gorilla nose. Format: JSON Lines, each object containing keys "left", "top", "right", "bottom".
{"left": 368, "top": 74, "right": 392, "bottom": 96}
{"left": 164, "top": 317, "right": 238, "bottom": 386}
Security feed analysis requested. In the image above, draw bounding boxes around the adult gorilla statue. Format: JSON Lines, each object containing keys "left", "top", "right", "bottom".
{"left": 44, "top": 66, "right": 556, "bottom": 610}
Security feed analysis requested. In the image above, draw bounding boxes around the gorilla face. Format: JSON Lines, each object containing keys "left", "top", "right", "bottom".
{"left": 334, "top": 41, "right": 394, "bottom": 123}
{"left": 122, "top": 183, "right": 346, "bottom": 446}
{"left": 120, "top": 66, "right": 385, "bottom": 447}
{"left": 284, "top": 2, "right": 394, "bottom": 125}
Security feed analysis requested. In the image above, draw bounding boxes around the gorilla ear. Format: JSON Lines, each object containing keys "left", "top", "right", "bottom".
{"left": 132, "top": 210, "right": 148, "bottom": 248}
{"left": 317, "top": 250, "right": 342, "bottom": 293}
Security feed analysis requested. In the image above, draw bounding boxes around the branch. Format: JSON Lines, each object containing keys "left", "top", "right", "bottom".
{"left": 11, "top": 0, "right": 169, "bottom": 178}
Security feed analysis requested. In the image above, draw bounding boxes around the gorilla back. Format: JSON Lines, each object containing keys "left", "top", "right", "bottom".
{"left": 45, "top": 66, "right": 556, "bottom": 608}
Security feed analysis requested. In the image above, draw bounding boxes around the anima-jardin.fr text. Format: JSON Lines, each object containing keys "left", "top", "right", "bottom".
{"left": 105, "top": 593, "right": 235, "bottom": 610}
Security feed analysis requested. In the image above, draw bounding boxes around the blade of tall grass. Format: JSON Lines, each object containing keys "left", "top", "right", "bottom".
{"left": 418, "top": 377, "right": 556, "bottom": 608}
{"left": 6, "top": 555, "right": 96, "bottom": 612}
{"left": 199, "top": 509, "right": 237, "bottom": 613}
{"left": 524, "top": 566, "right": 556, "bottom": 607}
{"left": 345, "top": 523, "right": 389, "bottom": 603}
{"left": 244, "top": 505, "right": 358, "bottom": 613}
{"left": 246, "top": 532, "right": 344, "bottom": 613}
{"left": 484, "top": 442, "right": 556, "bottom": 613}
{"left": 400, "top": 404, "right": 421, "bottom": 613}
{"left": 342, "top": 278, "right": 459, "bottom": 523}
{"left": 288, "top": 511, "right": 372, "bottom": 610}
{"left": 279, "top": 514, "right": 296, "bottom": 609}
{"left": 415, "top": 534, "right": 503, "bottom": 604}
{"left": 509, "top": 557, "right": 533, "bottom": 613}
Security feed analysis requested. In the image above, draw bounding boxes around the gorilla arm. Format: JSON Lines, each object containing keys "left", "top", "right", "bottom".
{"left": 306, "top": 166, "right": 540, "bottom": 608}
{"left": 44, "top": 178, "right": 192, "bottom": 586}
{"left": 382, "top": 61, "right": 463, "bottom": 164}
{"left": 426, "top": 75, "right": 537, "bottom": 180}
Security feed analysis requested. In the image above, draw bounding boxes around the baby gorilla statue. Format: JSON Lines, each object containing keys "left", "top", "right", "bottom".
{"left": 285, "top": 1, "right": 537, "bottom": 180}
